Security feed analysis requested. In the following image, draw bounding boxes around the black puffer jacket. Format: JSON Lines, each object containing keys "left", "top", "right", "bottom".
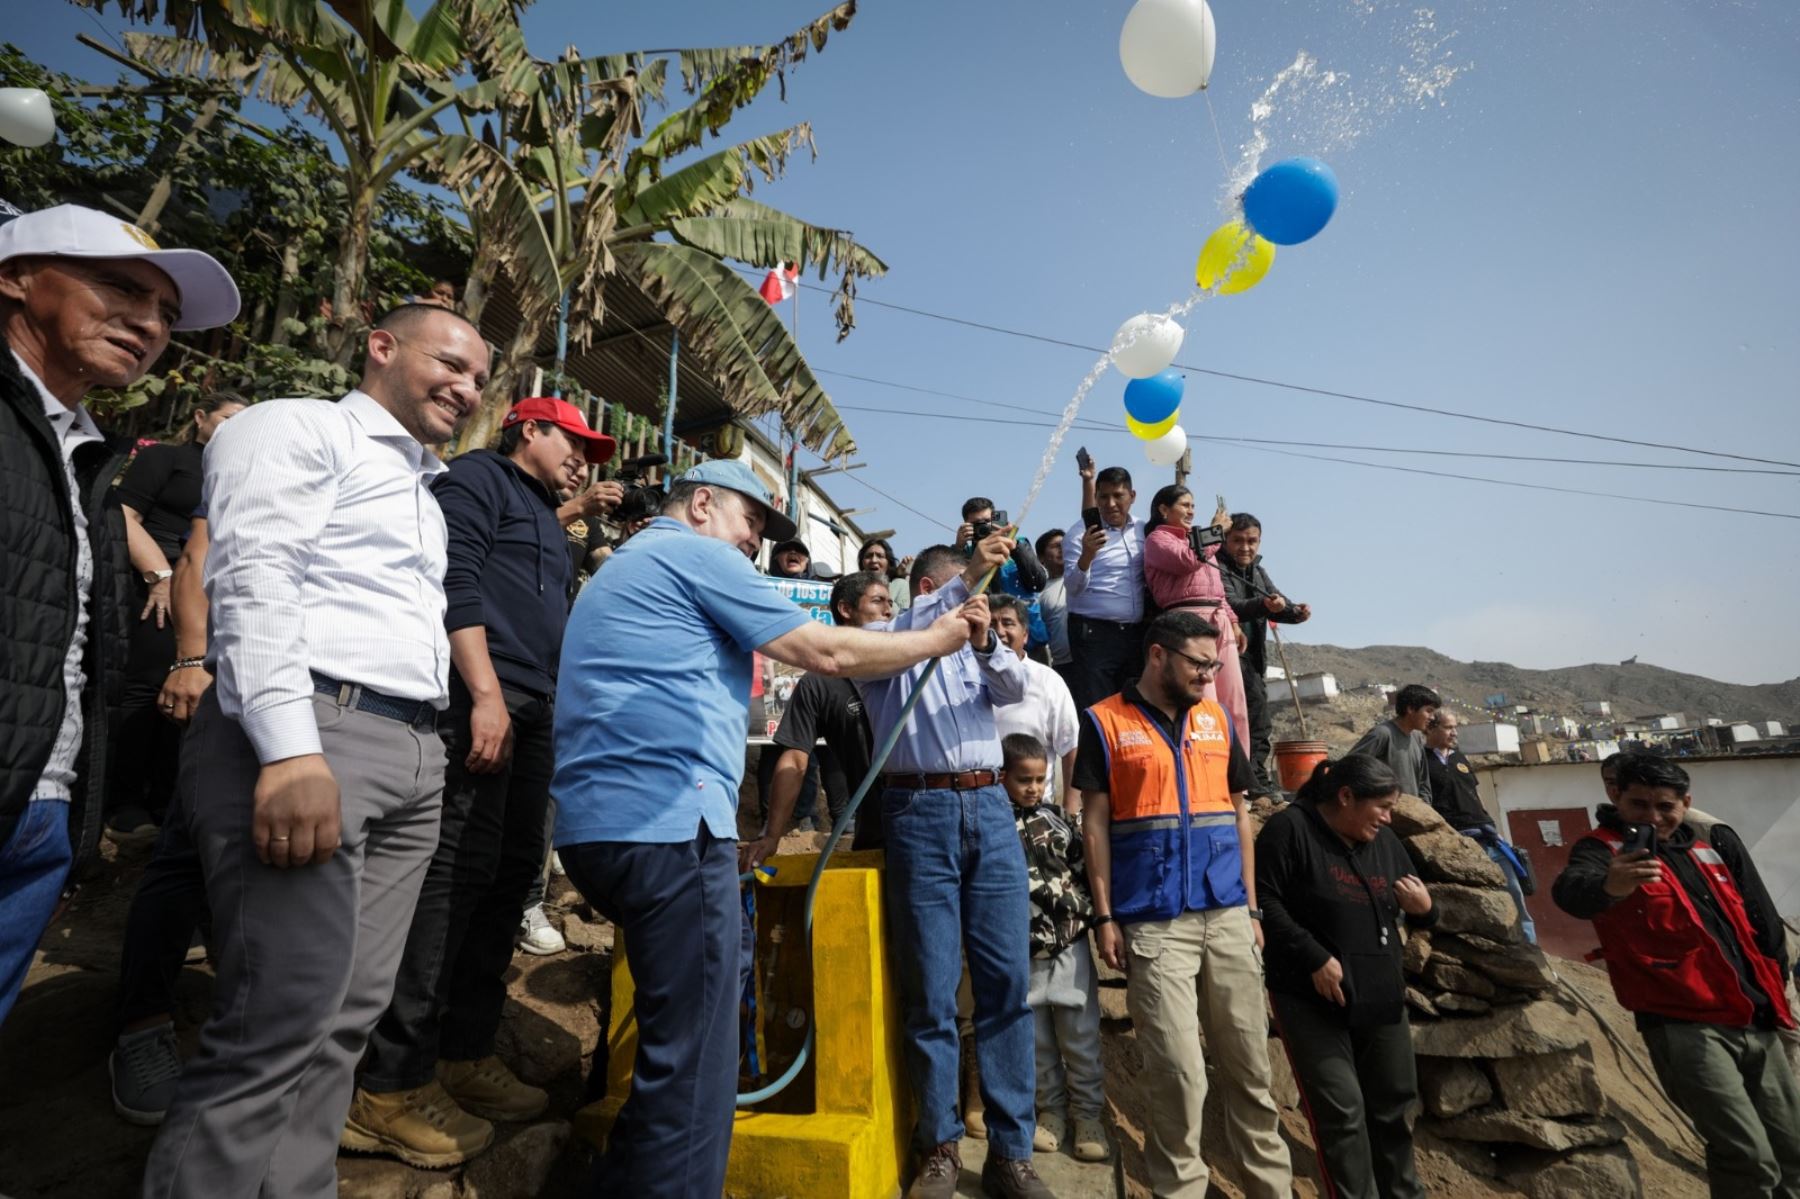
{"left": 0, "top": 336, "right": 132, "bottom": 878}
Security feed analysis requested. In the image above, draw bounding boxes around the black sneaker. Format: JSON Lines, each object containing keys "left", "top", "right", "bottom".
{"left": 111, "top": 1024, "right": 183, "bottom": 1125}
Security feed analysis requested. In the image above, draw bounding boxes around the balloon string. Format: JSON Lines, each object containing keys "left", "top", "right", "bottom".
{"left": 1203, "top": 90, "right": 1233, "bottom": 181}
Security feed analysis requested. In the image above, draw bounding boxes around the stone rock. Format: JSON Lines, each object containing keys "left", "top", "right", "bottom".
{"left": 1402, "top": 929, "right": 1432, "bottom": 978}
{"left": 1403, "top": 827, "right": 1508, "bottom": 888}
{"left": 1435, "top": 933, "right": 1559, "bottom": 994}
{"left": 1389, "top": 794, "right": 1450, "bottom": 838}
{"left": 336, "top": 1158, "right": 452, "bottom": 1199}
{"left": 459, "top": 1121, "right": 570, "bottom": 1199}
{"left": 1431, "top": 884, "right": 1524, "bottom": 944}
{"left": 1410, "top": 998, "right": 1586, "bottom": 1058}
{"left": 1430, "top": 1111, "right": 1625, "bottom": 1153}
{"left": 1418, "top": 1057, "right": 1493, "bottom": 1119}
{"left": 1490, "top": 1048, "right": 1605, "bottom": 1119}
{"left": 1432, "top": 992, "right": 1492, "bottom": 1015}
{"left": 1423, "top": 960, "right": 1498, "bottom": 999}
{"left": 559, "top": 911, "right": 612, "bottom": 954}
{"left": 1406, "top": 987, "right": 1439, "bottom": 1018}
{"left": 1500, "top": 1144, "right": 1641, "bottom": 1199}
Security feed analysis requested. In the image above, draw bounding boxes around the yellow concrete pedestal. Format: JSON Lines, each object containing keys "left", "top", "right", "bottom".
{"left": 573, "top": 849, "right": 912, "bottom": 1199}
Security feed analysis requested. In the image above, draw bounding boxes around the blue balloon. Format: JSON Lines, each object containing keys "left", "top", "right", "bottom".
{"left": 1123, "top": 371, "right": 1184, "bottom": 425}
{"left": 1241, "top": 157, "right": 1339, "bottom": 246}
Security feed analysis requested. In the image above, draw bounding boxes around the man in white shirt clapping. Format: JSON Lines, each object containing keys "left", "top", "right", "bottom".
{"left": 143, "top": 303, "right": 484, "bottom": 1198}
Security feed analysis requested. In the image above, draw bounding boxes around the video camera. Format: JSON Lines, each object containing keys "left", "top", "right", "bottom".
{"left": 614, "top": 452, "right": 668, "bottom": 488}
{"left": 972, "top": 509, "right": 1010, "bottom": 543}
{"left": 1187, "top": 523, "right": 1223, "bottom": 555}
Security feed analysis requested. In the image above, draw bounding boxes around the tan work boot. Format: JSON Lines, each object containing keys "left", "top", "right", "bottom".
{"left": 438, "top": 1055, "right": 548, "bottom": 1122}
{"left": 960, "top": 1034, "right": 986, "bottom": 1138}
{"left": 340, "top": 1081, "right": 494, "bottom": 1168}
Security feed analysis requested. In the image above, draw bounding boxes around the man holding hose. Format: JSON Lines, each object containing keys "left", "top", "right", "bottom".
{"left": 860, "top": 535, "right": 1057, "bottom": 1199}
{"left": 549, "top": 460, "right": 976, "bottom": 1199}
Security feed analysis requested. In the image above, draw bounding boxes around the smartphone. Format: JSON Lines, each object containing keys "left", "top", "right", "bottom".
{"left": 1076, "top": 446, "right": 1093, "bottom": 472}
{"left": 1082, "top": 506, "right": 1102, "bottom": 532}
{"left": 1621, "top": 823, "right": 1656, "bottom": 856}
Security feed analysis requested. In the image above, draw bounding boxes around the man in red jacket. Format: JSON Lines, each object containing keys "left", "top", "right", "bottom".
{"left": 1552, "top": 754, "right": 1799, "bottom": 1196}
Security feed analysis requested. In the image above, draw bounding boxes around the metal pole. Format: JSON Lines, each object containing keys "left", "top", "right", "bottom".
{"left": 1270, "top": 624, "right": 1310, "bottom": 740}
{"left": 552, "top": 289, "right": 570, "bottom": 399}
{"left": 663, "top": 329, "right": 679, "bottom": 477}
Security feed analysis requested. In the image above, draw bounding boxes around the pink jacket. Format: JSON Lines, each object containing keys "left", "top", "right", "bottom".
{"left": 1143, "top": 525, "right": 1239, "bottom": 622}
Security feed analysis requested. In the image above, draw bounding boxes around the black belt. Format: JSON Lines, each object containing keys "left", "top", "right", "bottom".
{"left": 1072, "top": 614, "right": 1145, "bottom": 631}
{"left": 312, "top": 672, "right": 439, "bottom": 730}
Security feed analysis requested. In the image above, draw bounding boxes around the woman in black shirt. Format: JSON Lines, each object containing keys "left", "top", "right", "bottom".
{"left": 107, "top": 392, "right": 245, "bottom": 839}
{"left": 1256, "top": 755, "right": 1436, "bottom": 1199}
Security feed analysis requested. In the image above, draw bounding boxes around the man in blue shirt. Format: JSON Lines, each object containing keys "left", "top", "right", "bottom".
{"left": 1062, "top": 464, "right": 1147, "bottom": 710}
{"left": 552, "top": 460, "right": 972, "bottom": 1199}
{"left": 861, "top": 540, "right": 1057, "bottom": 1199}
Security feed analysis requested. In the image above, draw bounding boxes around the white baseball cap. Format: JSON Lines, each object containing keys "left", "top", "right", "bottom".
{"left": 0, "top": 204, "right": 240, "bottom": 330}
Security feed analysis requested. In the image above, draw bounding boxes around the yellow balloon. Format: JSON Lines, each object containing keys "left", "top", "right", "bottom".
{"left": 1195, "top": 219, "right": 1276, "bottom": 295}
{"left": 1126, "top": 410, "right": 1179, "bottom": 440}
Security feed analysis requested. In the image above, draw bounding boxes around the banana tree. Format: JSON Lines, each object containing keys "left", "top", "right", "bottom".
{"left": 87, "top": 0, "right": 496, "bottom": 364}
{"left": 436, "top": 1, "right": 884, "bottom": 457}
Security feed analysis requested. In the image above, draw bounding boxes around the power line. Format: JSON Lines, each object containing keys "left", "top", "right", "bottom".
{"left": 827, "top": 403, "right": 1800, "bottom": 522}
{"left": 834, "top": 466, "right": 954, "bottom": 532}
{"left": 768, "top": 272, "right": 1800, "bottom": 470}
{"left": 820, "top": 370, "right": 1800, "bottom": 477}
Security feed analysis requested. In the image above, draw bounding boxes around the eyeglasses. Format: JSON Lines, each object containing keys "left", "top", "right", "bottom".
{"left": 1165, "top": 645, "right": 1222, "bottom": 677}
{"left": 391, "top": 337, "right": 491, "bottom": 389}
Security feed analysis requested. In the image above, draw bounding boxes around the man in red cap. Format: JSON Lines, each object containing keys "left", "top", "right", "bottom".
{"left": 346, "top": 396, "right": 618, "bottom": 1166}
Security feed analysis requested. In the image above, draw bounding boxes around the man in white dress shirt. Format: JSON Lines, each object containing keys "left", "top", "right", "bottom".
{"left": 0, "top": 206, "right": 238, "bottom": 1030}
{"left": 990, "top": 595, "right": 1080, "bottom": 817}
{"left": 143, "top": 303, "right": 483, "bottom": 1198}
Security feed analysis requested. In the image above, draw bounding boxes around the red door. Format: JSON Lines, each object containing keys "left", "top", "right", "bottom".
{"left": 1505, "top": 807, "right": 1599, "bottom": 962}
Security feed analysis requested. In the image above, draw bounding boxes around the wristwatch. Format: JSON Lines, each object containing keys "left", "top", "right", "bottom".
{"left": 1246, "top": 907, "right": 1264, "bottom": 921}
{"left": 976, "top": 628, "right": 999, "bottom": 654}
{"left": 144, "top": 568, "right": 173, "bottom": 583}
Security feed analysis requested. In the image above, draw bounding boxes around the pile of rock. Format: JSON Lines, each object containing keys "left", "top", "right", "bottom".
{"left": 1390, "top": 795, "right": 1639, "bottom": 1197}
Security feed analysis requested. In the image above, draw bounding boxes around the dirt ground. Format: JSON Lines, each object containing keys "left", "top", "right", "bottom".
{"left": 0, "top": 828, "right": 1707, "bottom": 1198}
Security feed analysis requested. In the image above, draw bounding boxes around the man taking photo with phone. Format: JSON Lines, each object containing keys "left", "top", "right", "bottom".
{"left": 1552, "top": 754, "right": 1799, "bottom": 1195}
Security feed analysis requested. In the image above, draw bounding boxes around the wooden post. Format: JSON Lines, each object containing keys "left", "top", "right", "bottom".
{"left": 1271, "top": 624, "right": 1309, "bottom": 740}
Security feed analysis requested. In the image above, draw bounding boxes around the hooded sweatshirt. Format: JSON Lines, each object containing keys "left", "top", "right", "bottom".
{"left": 432, "top": 448, "right": 571, "bottom": 697}
{"left": 1256, "top": 800, "right": 1438, "bottom": 1026}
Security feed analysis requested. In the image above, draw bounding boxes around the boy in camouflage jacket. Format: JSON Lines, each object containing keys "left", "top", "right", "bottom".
{"left": 1002, "top": 734, "right": 1109, "bottom": 1163}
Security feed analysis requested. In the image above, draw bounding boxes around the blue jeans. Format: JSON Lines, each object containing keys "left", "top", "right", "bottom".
{"left": 883, "top": 783, "right": 1036, "bottom": 1160}
{"left": 1484, "top": 842, "right": 1537, "bottom": 945}
{"left": 0, "top": 798, "right": 73, "bottom": 1027}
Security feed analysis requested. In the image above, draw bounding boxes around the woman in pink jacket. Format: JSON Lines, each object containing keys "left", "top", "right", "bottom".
{"left": 1142, "top": 484, "right": 1251, "bottom": 749}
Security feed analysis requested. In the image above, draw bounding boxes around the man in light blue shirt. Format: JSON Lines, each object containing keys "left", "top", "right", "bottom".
{"left": 1062, "top": 464, "right": 1147, "bottom": 710}
{"left": 552, "top": 460, "right": 970, "bottom": 1199}
{"left": 861, "top": 539, "right": 1058, "bottom": 1198}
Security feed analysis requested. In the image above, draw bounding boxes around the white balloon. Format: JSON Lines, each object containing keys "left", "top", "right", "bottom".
{"left": 1119, "top": 0, "right": 1217, "bottom": 99}
{"left": 0, "top": 88, "right": 55, "bottom": 148}
{"left": 1111, "top": 312, "right": 1184, "bottom": 379}
{"left": 1145, "top": 424, "right": 1189, "bottom": 467}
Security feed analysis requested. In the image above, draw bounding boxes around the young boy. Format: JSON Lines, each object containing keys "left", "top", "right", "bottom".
{"left": 1349, "top": 683, "right": 1440, "bottom": 804}
{"left": 1001, "top": 733, "right": 1109, "bottom": 1163}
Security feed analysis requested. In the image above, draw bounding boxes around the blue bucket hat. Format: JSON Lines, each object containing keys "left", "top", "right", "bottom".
{"left": 678, "top": 459, "right": 797, "bottom": 543}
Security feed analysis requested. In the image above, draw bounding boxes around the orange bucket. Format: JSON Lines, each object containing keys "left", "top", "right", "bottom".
{"left": 1273, "top": 740, "right": 1329, "bottom": 793}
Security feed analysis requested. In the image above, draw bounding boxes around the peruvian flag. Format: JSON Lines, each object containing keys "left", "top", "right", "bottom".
{"left": 759, "top": 262, "right": 798, "bottom": 304}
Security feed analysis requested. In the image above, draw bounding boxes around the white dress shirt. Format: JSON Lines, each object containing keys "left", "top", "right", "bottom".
{"left": 203, "top": 390, "right": 450, "bottom": 764}
{"left": 1061, "top": 517, "right": 1146, "bottom": 623}
{"left": 15, "top": 353, "right": 102, "bottom": 802}
{"left": 994, "top": 656, "right": 1080, "bottom": 800}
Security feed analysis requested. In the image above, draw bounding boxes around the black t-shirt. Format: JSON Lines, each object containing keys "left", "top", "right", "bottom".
{"left": 116, "top": 442, "right": 204, "bottom": 557}
{"left": 1072, "top": 682, "right": 1252, "bottom": 795}
{"left": 773, "top": 673, "right": 873, "bottom": 786}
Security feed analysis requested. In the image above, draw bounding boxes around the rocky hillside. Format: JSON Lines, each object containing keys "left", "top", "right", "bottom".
{"left": 1272, "top": 642, "right": 1800, "bottom": 729}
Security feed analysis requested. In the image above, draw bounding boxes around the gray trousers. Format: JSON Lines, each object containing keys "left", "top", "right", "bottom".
{"left": 1643, "top": 1022, "right": 1800, "bottom": 1199}
{"left": 1032, "top": 942, "right": 1105, "bottom": 1119}
{"left": 143, "top": 691, "right": 444, "bottom": 1199}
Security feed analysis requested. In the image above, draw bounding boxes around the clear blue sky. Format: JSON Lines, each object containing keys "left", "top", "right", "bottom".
{"left": 20, "top": 1, "right": 1800, "bottom": 683}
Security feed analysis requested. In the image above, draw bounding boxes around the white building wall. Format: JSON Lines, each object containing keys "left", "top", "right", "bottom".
{"left": 1471, "top": 755, "right": 1800, "bottom": 920}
